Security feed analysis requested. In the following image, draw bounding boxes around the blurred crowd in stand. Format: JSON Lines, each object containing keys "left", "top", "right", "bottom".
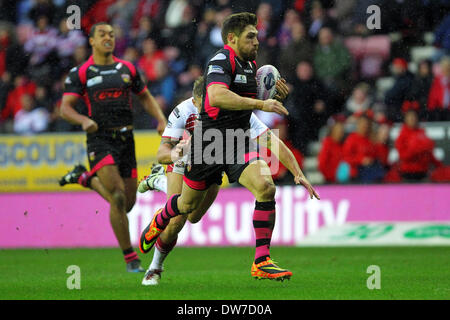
{"left": 0, "top": 0, "right": 449, "bottom": 184}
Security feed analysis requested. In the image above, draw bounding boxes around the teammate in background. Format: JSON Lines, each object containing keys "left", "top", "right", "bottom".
{"left": 58, "top": 22, "right": 167, "bottom": 273}
{"left": 140, "top": 13, "right": 320, "bottom": 282}
{"left": 139, "top": 76, "right": 311, "bottom": 285}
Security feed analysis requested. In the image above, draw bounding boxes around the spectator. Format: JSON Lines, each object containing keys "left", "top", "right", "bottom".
{"left": 131, "top": 16, "right": 160, "bottom": 51}
{"left": 0, "top": 22, "right": 28, "bottom": 79}
{"left": 330, "top": 0, "right": 357, "bottom": 36}
{"left": 405, "top": 59, "right": 433, "bottom": 120}
{"left": 28, "top": 0, "right": 56, "bottom": 25}
{"left": 373, "top": 121, "right": 391, "bottom": 168}
{"left": 277, "top": 9, "right": 301, "bottom": 49}
{"left": 278, "top": 21, "right": 313, "bottom": 84}
{"left": 313, "top": 27, "right": 351, "bottom": 101}
{"left": 307, "top": 1, "right": 337, "bottom": 42}
{"left": 138, "top": 38, "right": 165, "bottom": 82}
{"left": 286, "top": 60, "right": 330, "bottom": 154}
{"left": 112, "top": 24, "right": 129, "bottom": 58}
{"left": 342, "top": 113, "right": 385, "bottom": 183}
{"left": 107, "top": 0, "right": 138, "bottom": 31}
{"left": 395, "top": 109, "right": 442, "bottom": 181}
{"left": 1, "top": 75, "right": 36, "bottom": 123}
{"left": 345, "top": 82, "right": 372, "bottom": 116}
{"left": 192, "top": 8, "right": 218, "bottom": 66}
{"left": 24, "top": 15, "right": 58, "bottom": 85}
{"left": 132, "top": 0, "right": 162, "bottom": 31}
{"left": 148, "top": 59, "right": 177, "bottom": 113}
{"left": 427, "top": 56, "right": 450, "bottom": 121}
{"left": 384, "top": 57, "right": 414, "bottom": 122}
{"left": 318, "top": 116, "right": 345, "bottom": 183}
{"left": 13, "top": 93, "right": 49, "bottom": 135}
{"left": 55, "top": 18, "right": 86, "bottom": 73}
{"left": 255, "top": 2, "right": 277, "bottom": 67}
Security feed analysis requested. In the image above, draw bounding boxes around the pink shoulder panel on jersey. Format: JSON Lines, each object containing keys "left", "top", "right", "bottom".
{"left": 223, "top": 45, "right": 236, "bottom": 74}
{"left": 78, "top": 55, "right": 94, "bottom": 86}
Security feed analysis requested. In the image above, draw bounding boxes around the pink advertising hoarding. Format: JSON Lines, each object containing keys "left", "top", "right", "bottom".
{"left": 1, "top": 184, "right": 449, "bottom": 248}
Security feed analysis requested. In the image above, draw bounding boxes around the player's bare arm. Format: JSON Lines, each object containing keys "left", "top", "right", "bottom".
{"left": 157, "top": 137, "right": 179, "bottom": 164}
{"left": 157, "top": 137, "right": 191, "bottom": 165}
{"left": 207, "top": 84, "right": 289, "bottom": 116}
{"left": 137, "top": 89, "right": 167, "bottom": 135}
{"left": 60, "top": 94, "right": 98, "bottom": 133}
{"left": 258, "top": 130, "right": 320, "bottom": 200}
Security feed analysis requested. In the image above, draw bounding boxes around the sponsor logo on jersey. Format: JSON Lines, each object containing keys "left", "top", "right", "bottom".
{"left": 65, "top": 77, "right": 72, "bottom": 84}
{"left": 207, "top": 65, "right": 224, "bottom": 75}
{"left": 70, "top": 67, "right": 77, "bottom": 72}
{"left": 100, "top": 69, "right": 118, "bottom": 75}
{"left": 89, "top": 66, "right": 99, "bottom": 73}
{"left": 121, "top": 74, "right": 130, "bottom": 83}
{"left": 234, "top": 74, "right": 247, "bottom": 84}
{"left": 115, "top": 63, "right": 123, "bottom": 70}
{"left": 89, "top": 152, "right": 96, "bottom": 161}
{"left": 244, "top": 69, "right": 253, "bottom": 73}
{"left": 173, "top": 107, "right": 180, "bottom": 118}
{"left": 210, "top": 53, "right": 226, "bottom": 61}
{"left": 87, "top": 76, "right": 103, "bottom": 87}
{"left": 93, "top": 88, "right": 125, "bottom": 102}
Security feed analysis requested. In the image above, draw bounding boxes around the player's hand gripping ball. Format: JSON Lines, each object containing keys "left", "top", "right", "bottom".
{"left": 256, "top": 65, "right": 281, "bottom": 100}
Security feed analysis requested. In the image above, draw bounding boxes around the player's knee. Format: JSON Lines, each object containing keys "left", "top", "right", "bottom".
{"left": 178, "top": 199, "right": 198, "bottom": 214}
{"left": 258, "top": 181, "right": 276, "bottom": 200}
{"left": 187, "top": 214, "right": 202, "bottom": 224}
{"left": 111, "top": 189, "right": 126, "bottom": 210}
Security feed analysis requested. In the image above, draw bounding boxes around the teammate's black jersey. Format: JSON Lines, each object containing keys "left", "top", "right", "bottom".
{"left": 201, "top": 45, "right": 257, "bottom": 132}
{"left": 63, "top": 55, "right": 147, "bottom": 129}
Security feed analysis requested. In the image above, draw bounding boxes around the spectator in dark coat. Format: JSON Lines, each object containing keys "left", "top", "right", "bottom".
{"left": 406, "top": 59, "right": 433, "bottom": 120}
{"left": 278, "top": 21, "right": 314, "bottom": 84}
{"left": 384, "top": 58, "right": 414, "bottom": 122}
{"left": 286, "top": 60, "right": 330, "bottom": 154}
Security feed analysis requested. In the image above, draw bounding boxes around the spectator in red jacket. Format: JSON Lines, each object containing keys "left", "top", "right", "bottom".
{"left": 395, "top": 109, "right": 442, "bottom": 181}
{"left": 427, "top": 56, "right": 450, "bottom": 121}
{"left": 342, "top": 112, "right": 385, "bottom": 182}
{"left": 1, "top": 75, "right": 36, "bottom": 121}
{"left": 318, "top": 116, "right": 345, "bottom": 183}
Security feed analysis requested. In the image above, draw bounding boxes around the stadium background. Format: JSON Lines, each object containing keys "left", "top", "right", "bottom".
{"left": 0, "top": 0, "right": 449, "bottom": 300}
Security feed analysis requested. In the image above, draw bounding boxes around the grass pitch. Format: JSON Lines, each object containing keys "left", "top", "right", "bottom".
{"left": 1, "top": 246, "right": 449, "bottom": 300}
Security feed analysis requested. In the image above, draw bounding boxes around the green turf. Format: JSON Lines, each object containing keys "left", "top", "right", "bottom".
{"left": 0, "top": 246, "right": 449, "bottom": 300}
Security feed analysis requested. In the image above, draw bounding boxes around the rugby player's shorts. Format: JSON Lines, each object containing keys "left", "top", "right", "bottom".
{"left": 183, "top": 141, "right": 260, "bottom": 191}
{"left": 86, "top": 129, "right": 137, "bottom": 179}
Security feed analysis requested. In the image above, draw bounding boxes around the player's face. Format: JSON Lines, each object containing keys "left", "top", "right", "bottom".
{"left": 90, "top": 25, "right": 115, "bottom": 56}
{"left": 236, "top": 25, "right": 259, "bottom": 61}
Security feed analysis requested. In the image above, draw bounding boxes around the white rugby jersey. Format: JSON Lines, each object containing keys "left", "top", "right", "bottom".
{"left": 162, "top": 97, "right": 269, "bottom": 140}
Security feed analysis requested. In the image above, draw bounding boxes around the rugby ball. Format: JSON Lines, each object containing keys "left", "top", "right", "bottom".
{"left": 256, "top": 65, "right": 281, "bottom": 100}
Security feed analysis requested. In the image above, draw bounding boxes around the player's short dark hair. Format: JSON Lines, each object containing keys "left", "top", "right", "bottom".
{"left": 89, "top": 22, "right": 111, "bottom": 38}
{"left": 193, "top": 76, "right": 204, "bottom": 99}
{"left": 221, "top": 12, "right": 257, "bottom": 44}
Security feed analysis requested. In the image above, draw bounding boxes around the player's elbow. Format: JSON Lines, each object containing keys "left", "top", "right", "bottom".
{"left": 156, "top": 146, "right": 172, "bottom": 164}
{"left": 207, "top": 85, "right": 225, "bottom": 107}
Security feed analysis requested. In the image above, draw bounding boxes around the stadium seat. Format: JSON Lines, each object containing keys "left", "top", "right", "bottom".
{"left": 344, "top": 37, "right": 365, "bottom": 60}
{"left": 410, "top": 46, "right": 436, "bottom": 64}
{"left": 365, "top": 35, "right": 391, "bottom": 59}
